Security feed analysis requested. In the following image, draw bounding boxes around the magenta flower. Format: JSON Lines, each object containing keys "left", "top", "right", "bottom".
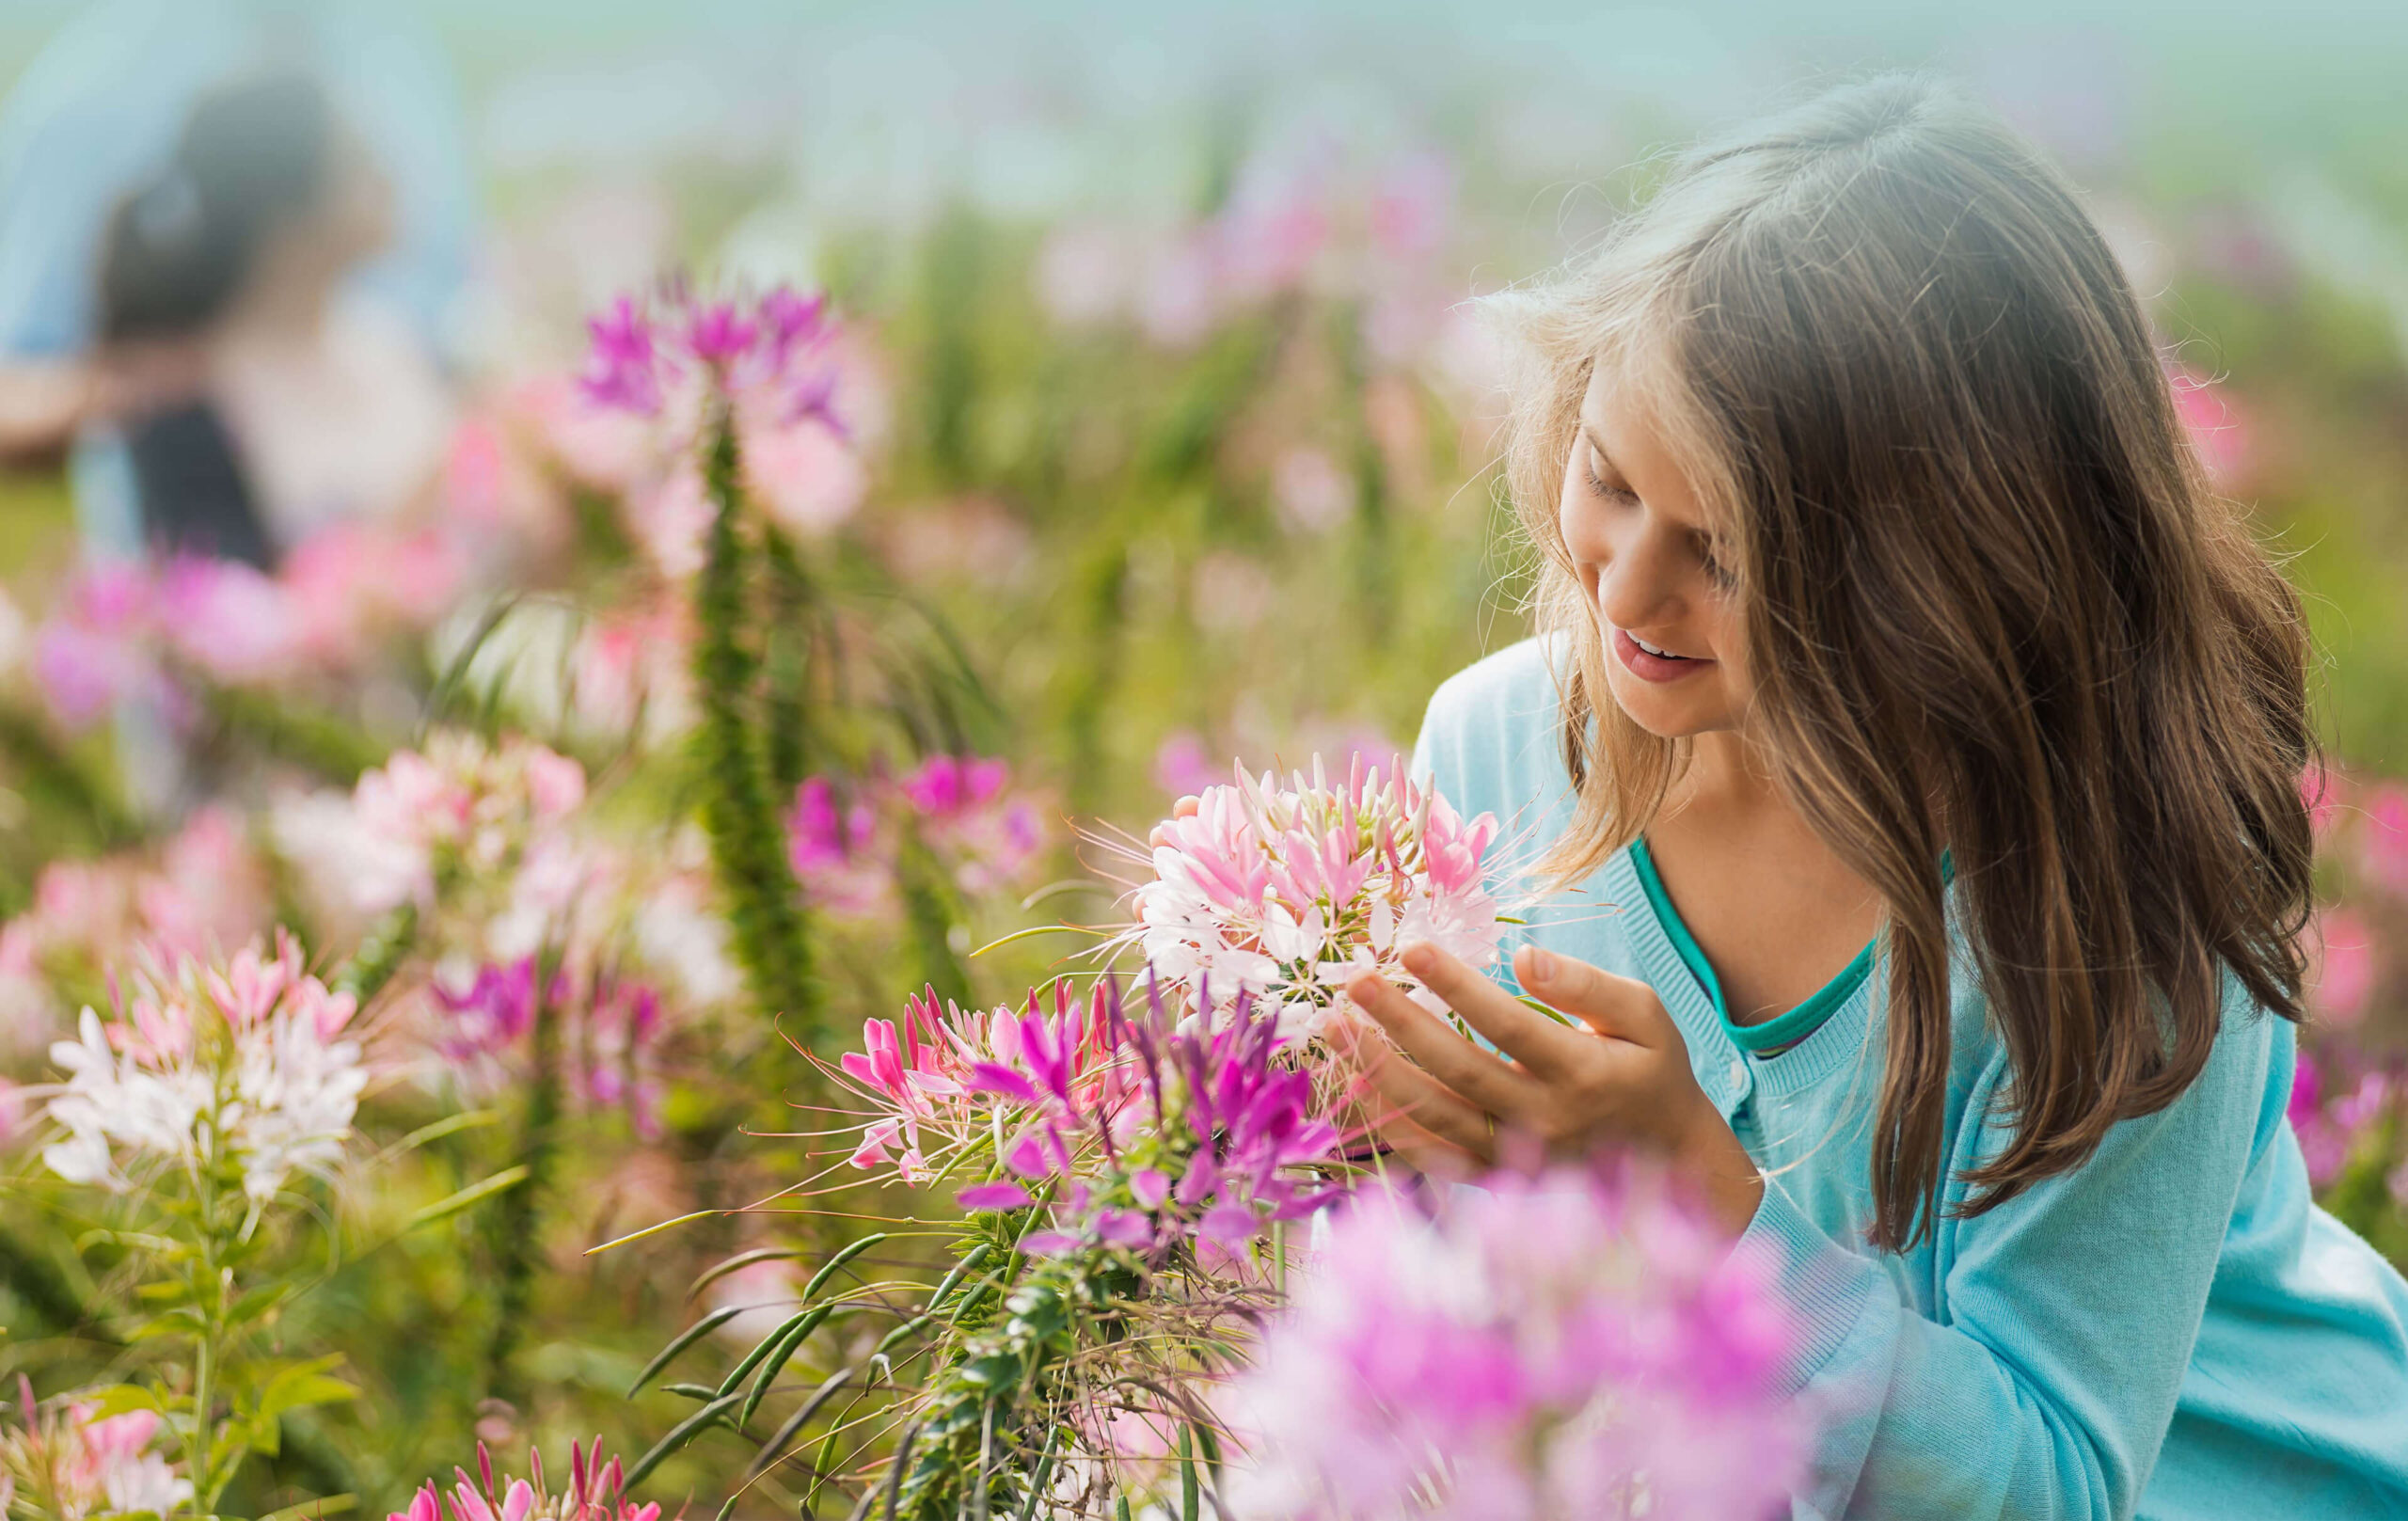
{"left": 578, "top": 282, "right": 840, "bottom": 429}
{"left": 832, "top": 981, "right": 1117, "bottom": 1182}
{"left": 579, "top": 296, "right": 665, "bottom": 415}
{"left": 1222, "top": 1165, "right": 1807, "bottom": 1521}
{"left": 389, "top": 1437, "right": 658, "bottom": 1521}
{"left": 2362, "top": 784, "right": 2408, "bottom": 898}
{"left": 897, "top": 753, "right": 1047, "bottom": 896}
{"left": 2291, "top": 1050, "right": 2399, "bottom": 1188}
{"left": 963, "top": 978, "right": 1343, "bottom": 1260}
{"left": 682, "top": 301, "right": 758, "bottom": 367}
{"left": 435, "top": 959, "right": 542, "bottom": 1061}
{"left": 786, "top": 776, "right": 896, "bottom": 919}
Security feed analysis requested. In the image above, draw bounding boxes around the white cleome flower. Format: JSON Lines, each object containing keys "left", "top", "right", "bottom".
{"left": 40, "top": 944, "right": 366, "bottom": 1206}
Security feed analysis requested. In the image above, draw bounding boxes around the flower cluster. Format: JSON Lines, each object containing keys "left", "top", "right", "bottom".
{"left": 0, "top": 1391, "right": 190, "bottom": 1521}
{"left": 787, "top": 754, "right": 1047, "bottom": 921}
{"left": 0, "top": 806, "right": 272, "bottom": 1032}
{"left": 1222, "top": 1166, "right": 1805, "bottom": 1521}
{"left": 276, "top": 731, "right": 587, "bottom": 918}
{"left": 1033, "top": 146, "right": 1455, "bottom": 359}
{"left": 2290, "top": 1050, "right": 2405, "bottom": 1200}
{"left": 1117, "top": 754, "right": 1510, "bottom": 1041}
{"left": 28, "top": 531, "right": 472, "bottom": 731}
{"left": 836, "top": 974, "right": 1343, "bottom": 1266}
{"left": 41, "top": 932, "right": 365, "bottom": 1207}
{"left": 389, "top": 1438, "right": 658, "bottom": 1521}
{"left": 838, "top": 978, "right": 1118, "bottom": 1183}
{"left": 578, "top": 282, "right": 865, "bottom": 560}
{"left": 434, "top": 959, "right": 668, "bottom": 1137}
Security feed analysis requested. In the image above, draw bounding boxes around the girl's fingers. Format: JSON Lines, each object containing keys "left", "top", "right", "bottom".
{"left": 1511, "top": 943, "right": 1682, "bottom": 1049}
{"left": 1345, "top": 971, "right": 1540, "bottom": 1117}
{"left": 1342, "top": 1021, "right": 1498, "bottom": 1155}
{"left": 1367, "top": 1107, "right": 1483, "bottom": 1176}
{"left": 1399, "top": 942, "right": 1593, "bottom": 1077}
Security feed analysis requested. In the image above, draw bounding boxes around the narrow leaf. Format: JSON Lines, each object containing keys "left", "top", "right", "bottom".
{"left": 689, "top": 1245, "right": 812, "bottom": 1302}
{"left": 625, "top": 1391, "right": 744, "bottom": 1485}
{"left": 627, "top": 1306, "right": 750, "bottom": 1397}
{"left": 584, "top": 1209, "right": 719, "bottom": 1257}
{"left": 797, "top": 1233, "right": 887, "bottom": 1301}
{"left": 404, "top": 1166, "right": 530, "bottom": 1229}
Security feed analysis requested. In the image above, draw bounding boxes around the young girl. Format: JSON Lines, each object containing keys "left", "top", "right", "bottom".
{"left": 1339, "top": 76, "right": 2408, "bottom": 1517}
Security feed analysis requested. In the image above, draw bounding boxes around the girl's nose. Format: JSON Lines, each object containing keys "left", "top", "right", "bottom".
{"left": 1594, "top": 526, "right": 1684, "bottom": 634}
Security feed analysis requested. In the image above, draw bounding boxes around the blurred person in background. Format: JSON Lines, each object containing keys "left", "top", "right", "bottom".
{"left": 83, "top": 71, "right": 453, "bottom": 566}
{"left": 0, "top": 0, "right": 471, "bottom": 544}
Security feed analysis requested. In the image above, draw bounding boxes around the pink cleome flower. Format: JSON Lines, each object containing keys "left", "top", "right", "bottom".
{"left": 1222, "top": 1165, "right": 1806, "bottom": 1521}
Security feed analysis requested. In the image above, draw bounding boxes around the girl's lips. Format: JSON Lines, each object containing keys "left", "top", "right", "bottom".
{"left": 1613, "top": 627, "right": 1714, "bottom": 684}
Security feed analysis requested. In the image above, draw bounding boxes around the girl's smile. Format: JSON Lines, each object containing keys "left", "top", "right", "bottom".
{"left": 1612, "top": 626, "right": 1715, "bottom": 683}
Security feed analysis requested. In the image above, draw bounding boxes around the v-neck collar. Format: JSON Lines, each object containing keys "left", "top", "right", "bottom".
{"left": 1626, "top": 836, "right": 1874, "bottom": 1054}
{"left": 1598, "top": 845, "right": 1878, "bottom": 1102}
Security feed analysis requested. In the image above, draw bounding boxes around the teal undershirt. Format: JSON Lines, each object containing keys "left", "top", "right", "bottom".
{"left": 1626, "top": 836, "right": 1872, "bottom": 1054}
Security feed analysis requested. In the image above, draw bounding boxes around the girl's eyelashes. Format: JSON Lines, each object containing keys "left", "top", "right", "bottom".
{"left": 1582, "top": 446, "right": 1637, "bottom": 504}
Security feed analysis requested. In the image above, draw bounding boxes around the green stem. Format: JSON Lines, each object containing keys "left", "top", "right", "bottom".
{"left": 486, "top": 957, "right": 563, "bottom": 1402}
{"left": 185, "top": 1170, "right": 225, "bottom": 1515}
{"left": 759, "top": 525, "right": 818, "bottom": 799}
{"left": 690, "top": 400, "right": 816, "bottom": 1033}
{"left": 0, "top": 707, "right": 136, "bottom": 854}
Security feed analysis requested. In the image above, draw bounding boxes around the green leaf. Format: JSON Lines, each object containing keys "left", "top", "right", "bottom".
{"left": 688, "top": 1245, "right": 812, "bottom": 1303}
{"left": 404, "top": 1165, "right": 531, "bottom": 1229}
{"left": 797, "top": 1232, "right": 887, "bottom": 1302}
{"left": 625, "top": 1391, "right": 744, "bottom": 1485}
{"left": 258, "top": 1356, "right": 359, "bottom": 1418}
{"left": 626, "top": 1305, "right": 750, "bottom": 1397}
{"left": 77, "top": 1384, "right": 166, "bottom": 1419}
{"left": 1179, "top": 1426, "right": 1198, "bottom": 1521}
{"left": 717, "top": 1304, "right": 825, "bottom": 1402}
{"left": 229, "top": 1280, "right": 294, "bottom": 1327}
{"left": 737, "top": 1304, "right": 834, "bottom": 1429}
{"left": 370, "top": 1109, "right": 502, "bottom": 1166}
{"left": 741, "top": 1367, "right": 854, "bottom": 1486}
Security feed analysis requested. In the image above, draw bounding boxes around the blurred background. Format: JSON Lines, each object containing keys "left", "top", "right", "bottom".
{"left": 0, "top": 0, "right": 2403, "bottom": 1507}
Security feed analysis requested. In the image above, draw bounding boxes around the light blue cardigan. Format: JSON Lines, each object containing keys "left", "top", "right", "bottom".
{"left": 1411, "top": 639, "right": 2408, "bottom": 1520}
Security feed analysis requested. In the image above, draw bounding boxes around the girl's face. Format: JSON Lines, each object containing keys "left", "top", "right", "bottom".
{"left": 1559, "top": 364, "right": 1750, "bottom": 737}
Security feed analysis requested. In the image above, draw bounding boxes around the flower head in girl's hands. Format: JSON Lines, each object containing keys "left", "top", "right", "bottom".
{"left": 1107, "top": 753, "right": 1515, "bottom": 1043}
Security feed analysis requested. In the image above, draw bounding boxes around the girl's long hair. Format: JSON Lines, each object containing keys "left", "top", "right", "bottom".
{"left": 1488, "top": 75, "right": 2314, "bottom": 1251}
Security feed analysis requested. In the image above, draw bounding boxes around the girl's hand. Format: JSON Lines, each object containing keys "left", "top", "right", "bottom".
{"left": 1340, "top": 941, "right": 1765, "bottom": 1238}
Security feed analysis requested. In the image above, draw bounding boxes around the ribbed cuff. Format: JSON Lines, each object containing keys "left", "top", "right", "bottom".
{"left": 1737, "top": 1178, "right": 1883, "bottom": 1397}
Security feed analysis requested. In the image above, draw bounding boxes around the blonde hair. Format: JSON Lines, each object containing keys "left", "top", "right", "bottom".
{"left": 1486, "top": 75, "right": 2314, "bottom": 1250}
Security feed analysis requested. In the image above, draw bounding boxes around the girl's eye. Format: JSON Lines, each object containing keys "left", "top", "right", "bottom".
{"left": 1582, "top": 447, "right": 1636, "bottom": 504}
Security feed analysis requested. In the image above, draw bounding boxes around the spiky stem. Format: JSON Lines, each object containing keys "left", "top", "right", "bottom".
{"left": 690, "top": 399, "right": 817, "bottom": 1033}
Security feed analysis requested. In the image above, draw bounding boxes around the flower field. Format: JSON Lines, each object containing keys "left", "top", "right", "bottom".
{"left": 0, "top": 8, "right": 2403, "bottom": 1517}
